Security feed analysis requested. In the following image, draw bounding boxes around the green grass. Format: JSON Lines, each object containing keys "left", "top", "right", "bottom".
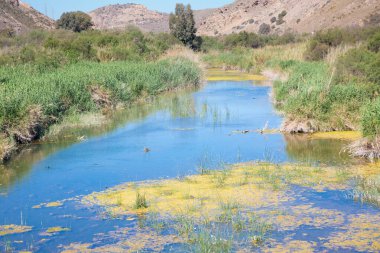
{"left": 202, "top": 49, "right": 254, "bottom": 71}
{"left": 0, "top": 57, "right": 201, "bottom": 134}
{"left": 362, "top": 98, "right": 380, "bottom": 138}
{"left": 351, "top": 175, "right": 380, "bottom": 207}
{"left": 273, "top": 60, "right": 378, "bottom": 131}
{"left": 134, "top": 192, "right": 148, "bottom": 209}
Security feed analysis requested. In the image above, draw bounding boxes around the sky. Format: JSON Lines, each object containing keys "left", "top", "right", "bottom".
{"left": 23, "top": 0, "right": 233, "bottom": 20}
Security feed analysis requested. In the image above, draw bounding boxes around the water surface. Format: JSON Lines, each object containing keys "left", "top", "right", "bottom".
{"left": 0, "top": 79, "right": 356, "bottom": 252}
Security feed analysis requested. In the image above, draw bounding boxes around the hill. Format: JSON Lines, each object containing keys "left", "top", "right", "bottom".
{"left": 197, "top": 0, "right": 380, "bottom": 35}
{"left": 89, "top": 4, "right": 170, "bottom": 33}
{"left": 0, "top": 0, "right": 54, "bottom": 34}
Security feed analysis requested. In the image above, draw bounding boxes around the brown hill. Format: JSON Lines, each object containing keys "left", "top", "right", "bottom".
{"left": 197, "top": 0, "right": 380, "bottom": 35}
{"left": 88, "top": 3, "right": 218, "bottom": 33}
{"left": 89, "top": 4, "right": 170, "bottom": 33}
{"left": 0, "top": 0, "right": 54, "bottom": 34}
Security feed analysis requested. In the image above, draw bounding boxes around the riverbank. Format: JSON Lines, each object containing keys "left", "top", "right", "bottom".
{"left": 0, "top": 56, "right": 203, "bottom": 162}
{"left": 201, "top": 27, "right": 380, "bottom": 159}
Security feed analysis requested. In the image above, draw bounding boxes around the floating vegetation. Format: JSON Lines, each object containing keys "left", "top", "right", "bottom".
{"left": 350, "top": 174, "right": 380, "bottom": 207}
{"left": 324, "top": 213, "right": 380, "bottom": 252}
{"left": 76, "top": 162, "right": 380, "bottom": 251}
{"left": 33, "top": 201, "right": 63, "bottom": 209}
{"left": 61, "top": 227, "right": 181, "bottom": 253}
{"left": 40, "top": 226, "right": 71, "bottom": 237}
{"left": 206, "top": 69, "right": 267, "bottom": 82}
{"left": 310, "top": 131, "right": 362, "bottom": 141}
{"left": 0, "top": 225, "right": 32, "bottom": 236}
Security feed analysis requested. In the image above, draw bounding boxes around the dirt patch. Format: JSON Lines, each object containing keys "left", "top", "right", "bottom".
{"left": 89, "top": 85, "right": 112, "bottom": 109}
{"left": 280, "top": 118, "right": 319, "bottom": 134}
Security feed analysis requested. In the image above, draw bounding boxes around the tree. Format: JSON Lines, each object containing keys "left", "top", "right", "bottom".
{"left": 56, "top": 11, "right": 94, "bottom": 32}
{"left": 169, "top": 4, "right": 201, "bottom": 50}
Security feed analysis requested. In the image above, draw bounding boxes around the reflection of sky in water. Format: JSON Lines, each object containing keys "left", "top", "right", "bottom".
{"left": 0, "top": 80, "right": 356, "bottom": 252}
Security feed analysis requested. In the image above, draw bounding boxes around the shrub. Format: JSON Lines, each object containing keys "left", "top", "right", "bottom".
{"left": 335, "top": 47, "right": 376, "bottom": 81}
{"left": 270, "top": 17, "right": 277, "bottom": 23}
{"left": 362, "top": 98, "right": 380, "bottom": 138}
{"left": 304, "top": 40, "right": 330, "bottom": 61}
{"left": 224, "top": 31, "right": 263, "bottom": 48}
{"left": 56, "top": 11, "right": 94, "bottom": 32}
{"left": 368, "top": 32, "right": 380, "bottom": 53}
{"left": 259, "top": 23, "right": 271, "bottom": 35}
{"left": 134, "top": 192, "right": 148, "bottom": 209}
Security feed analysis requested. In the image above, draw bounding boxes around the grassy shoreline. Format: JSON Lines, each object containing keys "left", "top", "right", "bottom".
{"left": 201, "top": 28, "right": 380, "bottom": 158}
{"left": 0, "top": 56, "right": 203, "bottom": 162}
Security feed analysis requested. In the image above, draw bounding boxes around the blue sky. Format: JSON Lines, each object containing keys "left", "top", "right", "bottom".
{"left": 23, "top": 0, "right": 233, "bottom": 20}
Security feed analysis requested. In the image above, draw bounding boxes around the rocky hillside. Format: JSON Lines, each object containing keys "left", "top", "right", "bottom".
{"left": 0, "top": 0, "right": 54, "bottom": 34}
{"left": 197, "top": 0, "right": 380, "bottom": 35}
{"left": 89, "top": 4, "right": 170, "bottom": 33}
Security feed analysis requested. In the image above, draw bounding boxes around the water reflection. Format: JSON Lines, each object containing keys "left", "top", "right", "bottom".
{"left": 0, "top": 88, "right": 198, "bottom": 191}
{"left": 285, "top": 134, "right": 353, "bottom": 165}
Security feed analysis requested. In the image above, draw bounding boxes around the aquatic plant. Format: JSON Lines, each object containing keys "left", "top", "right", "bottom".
{"left": 134, "top": 192, "right": 148, "bottom": 210}
{"left": 351, "top": 175, "right": 380, "bottom": 207}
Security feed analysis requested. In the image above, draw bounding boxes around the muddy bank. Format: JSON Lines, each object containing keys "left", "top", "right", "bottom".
{"left": 348, "top": 137, "right": 380, "bottom": 160}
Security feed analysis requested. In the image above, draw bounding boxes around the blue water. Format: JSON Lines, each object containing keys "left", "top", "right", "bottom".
{"left": 0, "top": 80, "right": 355, "bottom": 252}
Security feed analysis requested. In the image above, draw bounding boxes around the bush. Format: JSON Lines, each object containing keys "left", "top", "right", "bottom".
{"left": 224, "top": 31, "right": 264, "bottom": 48}
{"left": 56, "top": 11, "right": 94, "bottom": 32}
{"left": 335, "top": 47, "right": 376, "bottom": 82}
{"left": 368, "top": 32, "right": 380, "bottom": 53}
{"left": 259, "top": 23, "right": 271, "bottom": 35}
{"left": 362, "top": 98, "right": 380, "bottom": 138}
{"left": 335, "top": 46, "right": 380, "bottom": 86}
{"left": 304, "top": 40, "right": 330, "bottom": 61}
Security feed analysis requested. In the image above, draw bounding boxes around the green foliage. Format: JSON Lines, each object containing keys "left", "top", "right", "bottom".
{"left": 134, "top": 192, "right": 148, "bottom": 209}
{"left": 56, "top": 11, "right": 94, "bottom": 32}
{"left": 274, "top": 61, "right": 378, "bottom": 130}
{"left": 169, "top": 4, "right": 201, "bottom": 50}
{"left": 368, "top": 32, "right": 380, "bottom": 53}
{"left": 0, "top": 29, "right": 181, "bottom": 68}
{"left": 304, "top": 27, "right": 380, "bottom": 61}
{"left": 0, "top": 57, "right": 202, "bottom": 132}
{"left": 362, "top": 98, "right": 380, "bottom": 138}
{"left": 335, "top": 46, "right": 380, "bottom": 86}
{"left": 224, "top": 31, "right": 264, "bottom": 49}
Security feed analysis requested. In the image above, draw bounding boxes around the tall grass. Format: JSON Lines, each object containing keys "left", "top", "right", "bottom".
{"left": 0, "top": 57, "right": 202, "bottom": 145}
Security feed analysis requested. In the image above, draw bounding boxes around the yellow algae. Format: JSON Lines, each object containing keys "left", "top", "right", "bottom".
{"left": 33, "top": 201, "right": 64, "bottom": 209}
{"left": 82, "top": 162, "right": 369, "bottom": 221}
{"left": 45, "top": 226, "right": 71, "bottom": 234}
{"left": 206, "top": 68, "right": 267, "bottom": 82}
{"left": 61, "top": 229, "right": 180, "bottom": 253}
{"left": 45, "top": 201, "right": 63, "bottom": 207}
{"left": 83, "top": 164, "right": 295, "bottom": 220}
{"left": 310, "top": 131, "right": 362, "bottom": 141}
{"left": 271, "top": 205, "right": 344, "bottom": 231}
{"left": 78, "top": 161, "right": 380, "bottom": 251}
{"left": 264, "top": 240, "right": 316, "bottom": 253}
{"left": 324, "top": 213, "right": 380, "bottom": 252}
{"left": 0, "top": 225, "right": 32, "bottom": 236}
